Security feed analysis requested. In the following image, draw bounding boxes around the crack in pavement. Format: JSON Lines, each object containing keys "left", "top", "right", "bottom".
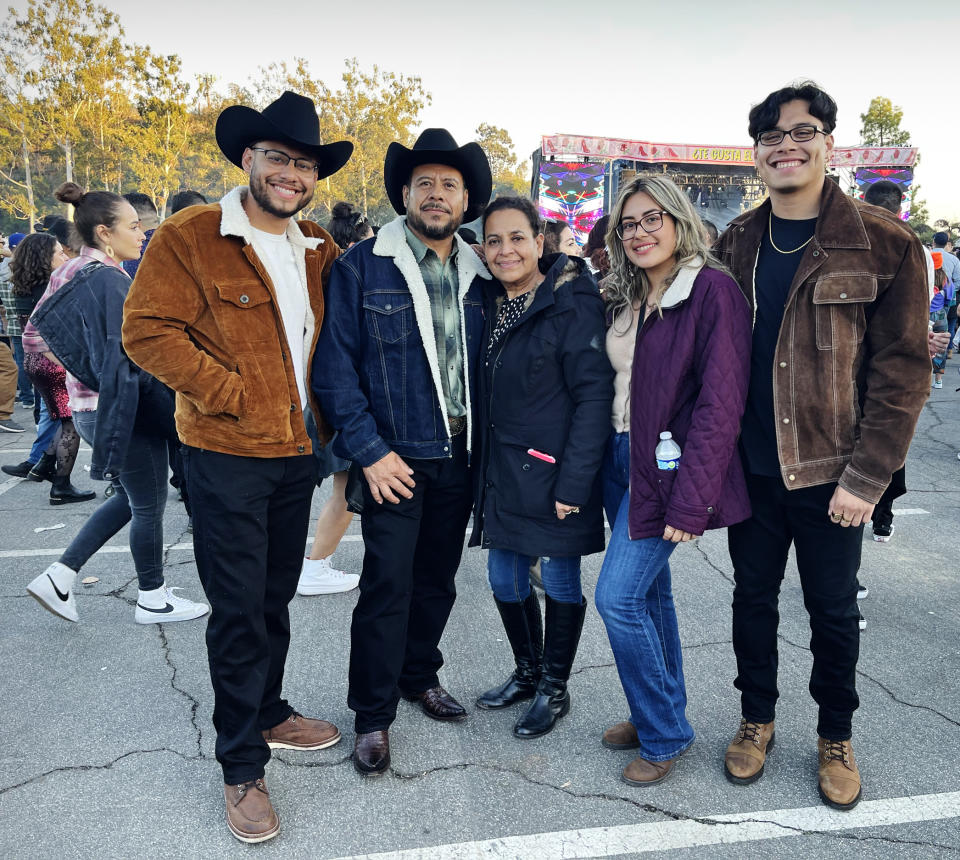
{"left": 694, "top": 542, "right": 735, "bottom": 586}
{"left": 570, "top": 661, "right": 616, "bottom": 676}
{"left": 2, "top": 746, "right": 958, "bottom": 853}
{"left": 0, "top": 747, "right": 201, "bottom": 797}
{"left": 386, "top": 759, "right": 960, "bottom": 852}
{"left": 683, "top": 638, "right": 732, "bottom": 650}
{"left": 777, "top": 634, "right": 960, "bottom": 730}
{"left": 156, "top": 626, "right": 206, "bottom": 758}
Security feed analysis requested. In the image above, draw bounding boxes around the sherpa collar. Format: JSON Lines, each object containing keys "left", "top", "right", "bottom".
{"left": 372, "top": 216, "right": 491, "bottom": 449}
{"left": 218, "top": 185, "right": 324, "bottom": 250}
{"left": 660, "top": 256, "right": 706, "bottom": 309}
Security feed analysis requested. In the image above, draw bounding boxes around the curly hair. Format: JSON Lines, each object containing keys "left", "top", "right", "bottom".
{"left": 9, "top": 232, "right": 58, "bottom": 297}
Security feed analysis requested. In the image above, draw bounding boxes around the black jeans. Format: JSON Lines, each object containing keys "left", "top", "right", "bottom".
{"left": 727, "top": 473, "right": 861, "bottom": 740}
{"left": 349, "top": 434, "right": 472, "bottom": 733}
{"left": 182, "top": 446, "right": 315, "bottom": 784}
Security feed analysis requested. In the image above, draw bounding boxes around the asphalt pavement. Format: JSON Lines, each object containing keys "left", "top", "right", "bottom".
{"left": 1, "top": 383, "right": 958, "bottom": 859}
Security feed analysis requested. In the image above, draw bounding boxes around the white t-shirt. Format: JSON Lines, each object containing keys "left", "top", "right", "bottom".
{"left": 251, "top": 227, "right": 308, "bottom": 409}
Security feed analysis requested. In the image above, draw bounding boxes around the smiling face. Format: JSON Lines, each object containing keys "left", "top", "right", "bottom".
{"left": 403, "top": 164, "right": 468, "bottom": 241}
{"left": 483, "top": 207, "right": 543, "bottom": 289}
{"left": 243, "top": 139, "right": 317, "bottom": 224}
{"left": 754, "top": 99, "right": 834, "bottom": 198}
{"left": 96, "top": 201, "right": 145, "bottom": 262}
{"left": 620, "top": 190, "right": 677, "bottom": 284}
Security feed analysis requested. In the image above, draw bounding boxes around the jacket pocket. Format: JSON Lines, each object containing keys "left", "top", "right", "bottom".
{"left": 364, "top": 294, "right": 414, "bottom": 344}
{"left": 493, "top": 433, "right": 559, "bottom": 520}
{"left": 213, "top": 279, "right": 276, "bottom": 346}
{"left": 812, "top": 274, "right": 876, "bottom": 350}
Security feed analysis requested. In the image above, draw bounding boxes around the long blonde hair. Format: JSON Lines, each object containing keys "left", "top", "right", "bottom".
{"left": 604, "top": 175, "right": 724, "bottom": 325}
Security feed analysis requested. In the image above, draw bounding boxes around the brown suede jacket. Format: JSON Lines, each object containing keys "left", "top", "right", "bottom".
{"left": 122, "top": 186, "right": 339, "bottom": 458}
{"left": 715, "top": 180, "right": 930, "bottom": 503}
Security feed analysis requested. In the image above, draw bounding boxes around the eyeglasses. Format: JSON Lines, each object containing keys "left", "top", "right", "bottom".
{"left": 756, "top": 125, "right": 828, "bottom": 147}
{"left": 250, "top": 147, "right": 319, "bottom": 175}
{"left": 616, "top": 211, "right": 670, "bottom": 241}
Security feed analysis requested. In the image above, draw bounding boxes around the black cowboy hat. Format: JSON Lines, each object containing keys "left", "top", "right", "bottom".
{"left": 384, "top": 128, "right": 492, "bottom": 222}
{"left": 215, "top": 90, "right": 353, "bottom": 180}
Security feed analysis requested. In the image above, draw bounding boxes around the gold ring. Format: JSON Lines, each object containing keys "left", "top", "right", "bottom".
{"left": 831, "top": 513, "right": 842, "bottom": 522}
{"left": 841, "top": 517, "right": 852, "bottom": 524}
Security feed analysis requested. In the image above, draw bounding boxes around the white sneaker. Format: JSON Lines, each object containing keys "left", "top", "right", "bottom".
{"left": 858, "top": 610, "right": 867, "bottom": 631}
{"left": 297, "top": 556, "right": 360, "bottom": 595}
{"left": 857, "top": 584, "right": 869, "bottom": 600}
{"left": 27, "top": 562, "right": 79, "bottom": 622}
{"left": 135, "top": 585, "right": 210, "bottom": 624}
{"left": 933, "top": 379, "right": 943, "bottom": 389}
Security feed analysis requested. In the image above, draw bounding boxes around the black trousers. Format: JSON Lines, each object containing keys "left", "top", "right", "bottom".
{"left": 183, "top": 446, "right": 315, "bottom": 784}
{"left": 349, "top": 434, "right": 472, "bottom": 733}
{"left": 727, "top": 473, "right": 861, "bottom": 740}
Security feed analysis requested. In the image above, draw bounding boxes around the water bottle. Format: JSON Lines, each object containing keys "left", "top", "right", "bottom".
{"left": 655, "top": 431, "right": 681, "bottom": 471}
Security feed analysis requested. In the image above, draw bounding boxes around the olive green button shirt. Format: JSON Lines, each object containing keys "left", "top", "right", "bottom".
{"left": 404, "top": 222, "right": 465, "bottom": 418}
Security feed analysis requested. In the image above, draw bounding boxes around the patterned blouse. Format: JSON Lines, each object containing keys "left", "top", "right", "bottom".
{"left": 487, "top": 288, "right": 538, "bottom": 359}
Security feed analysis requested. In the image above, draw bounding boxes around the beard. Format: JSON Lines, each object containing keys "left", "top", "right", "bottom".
{"left": 249, "top": 167, "right": 313, "bottom": 219}
{"left": 406, "top": 205, "right": 462, "bottom": 240}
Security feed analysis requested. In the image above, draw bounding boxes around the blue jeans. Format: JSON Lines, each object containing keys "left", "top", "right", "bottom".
{"left": 29, "top": 399, "right": 57, "bottom": 464}
{"left": 10, "top": 337, "right": 33, "bottom": 401}
{"left": 595, "top": 431, "right": 694, "bottom": 761}
{"left": 60, "top": 410, "right": 168, "bottom": 590}
{"left": 487, "top": 549, "right": 582, "bottom": 604}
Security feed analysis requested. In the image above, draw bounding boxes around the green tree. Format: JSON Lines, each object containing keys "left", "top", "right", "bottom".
{"left": 476, "top": 123, "right": 529, "bottom": 198}
{"left": 127, "top": 50, "right": 192, "bottom": 214}
{"left": 859, "top": 97, "right": 911, "bottom": 147}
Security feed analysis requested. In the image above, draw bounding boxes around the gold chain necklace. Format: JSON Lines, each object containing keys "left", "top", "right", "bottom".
{"left": 768, "top": 211, "right": 814, "bottom": 255}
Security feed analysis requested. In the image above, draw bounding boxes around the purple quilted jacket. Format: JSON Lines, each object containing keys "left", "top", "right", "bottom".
{"left": 628, "top": 263, "right": 752, "bottom": 539}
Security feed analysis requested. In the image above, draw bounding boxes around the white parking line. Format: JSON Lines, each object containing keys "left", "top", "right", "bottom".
{"left": 0, "top": 534, "right": 364, "bottom": 559}
{"left": 891, "top": 508, "right": 928, "bottom": 516}
{"left": 330, "top": 790, "right": 960, "bottom": 859}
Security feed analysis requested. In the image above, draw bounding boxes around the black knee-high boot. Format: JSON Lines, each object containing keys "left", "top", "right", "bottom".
{"left": 514, "top": 594, "right": 586, "bottom": 738}
{"left": 476, "top": 593, "right": 543, "bottom": 709}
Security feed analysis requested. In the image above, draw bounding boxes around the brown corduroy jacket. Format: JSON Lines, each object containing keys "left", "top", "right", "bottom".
{"left": 122, "top": 186, "right": 339, "bottom": 458}
{"left": 715, "top": 180, "right": 930, "bottom": 503}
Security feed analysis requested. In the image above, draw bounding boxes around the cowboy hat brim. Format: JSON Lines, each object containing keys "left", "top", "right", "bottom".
{"left": 215, "top": 104, "right": 353, "bottom": 181}
{"left": 384, "top": 141, "right": 492, "bottom": 223}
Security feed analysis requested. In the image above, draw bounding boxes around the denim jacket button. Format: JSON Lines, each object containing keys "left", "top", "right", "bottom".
{"left": 384, "top": 303, "right": 392, "bottom": 311}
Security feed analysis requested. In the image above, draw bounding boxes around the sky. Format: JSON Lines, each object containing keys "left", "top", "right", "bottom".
{"left": 88, "top": 0, "right": 960, "bottom": 221}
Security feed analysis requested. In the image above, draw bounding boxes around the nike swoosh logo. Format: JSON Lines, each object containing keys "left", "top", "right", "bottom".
{"left": 48, "top": 574, "right": 70, "bottom": 602}
{"left": 136, "top": 602, "right": 175, "bottom": 614}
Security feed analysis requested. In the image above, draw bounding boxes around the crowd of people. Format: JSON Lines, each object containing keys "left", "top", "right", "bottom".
{"left": 0, "top": 80, "right": 950, "bottom": 844}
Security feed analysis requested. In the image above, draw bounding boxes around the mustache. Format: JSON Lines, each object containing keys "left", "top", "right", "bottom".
{"left": 421, "top": 204, "right": 450, "bottom": 214}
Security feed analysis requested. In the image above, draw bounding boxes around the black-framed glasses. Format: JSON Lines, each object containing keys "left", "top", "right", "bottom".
{"left": 756, "top": 125, "right": 828, "bottom": 147}
{"left": 616, "top": 211, "right": 670, "bottom": 241}
{"left": 250, "top": 147, "right": 319, "bottom": 175}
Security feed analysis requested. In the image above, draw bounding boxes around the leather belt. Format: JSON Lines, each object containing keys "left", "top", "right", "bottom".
{"left": 448, "top": 415, "right": 466, "bottom": 437}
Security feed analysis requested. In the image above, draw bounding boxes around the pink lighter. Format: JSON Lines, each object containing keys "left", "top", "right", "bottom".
{"left": 527, "top": 448, "right": 556, "bottom": 464}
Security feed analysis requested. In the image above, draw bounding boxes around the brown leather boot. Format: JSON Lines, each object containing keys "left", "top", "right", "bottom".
{"left": 622, "top": 755, "right": 677, "bottom": 786}
{"left": 262, "top": 711, "right": 341, "bottom": 750}
{"left": 724, "top": 719, "right": 775, "bottom": 785}
{"left": 817, "top": 737, "right": 862, "bottom": 810}
{"left": 602, "top": 721, "right": 640, "bottom": 750}
{"left": 224, "top": 778, "right": 279, "bottom": 843}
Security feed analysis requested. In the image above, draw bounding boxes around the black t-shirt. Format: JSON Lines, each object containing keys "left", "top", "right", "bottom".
{"left": 741, "top": 214, "right": 818, "bottom": 477}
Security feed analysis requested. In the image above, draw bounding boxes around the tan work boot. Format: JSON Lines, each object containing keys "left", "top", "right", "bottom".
{"left": 817, "top": 737, "right": 862, "bottom": 810}
{"left": 602, "top": 721, "right": 640, "bottom": 750}
{"left": 724, "top": 718, "right": 775, "bottom": 785}
{"left": 224, "top": 778, "right": 279, "bottom": 843}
